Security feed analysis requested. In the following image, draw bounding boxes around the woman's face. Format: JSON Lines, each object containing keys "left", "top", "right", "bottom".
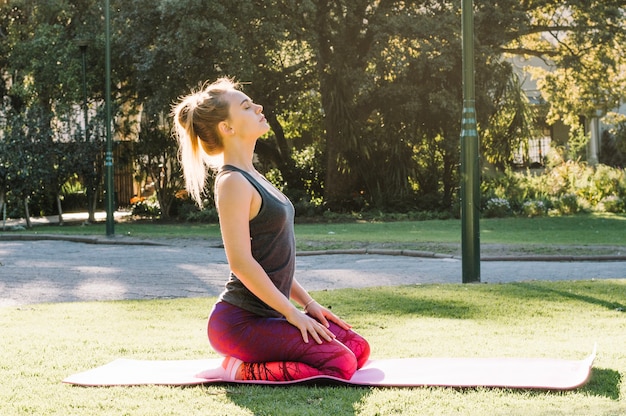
{"left": 224, "top": 89, "right": 270, "bottom": 140}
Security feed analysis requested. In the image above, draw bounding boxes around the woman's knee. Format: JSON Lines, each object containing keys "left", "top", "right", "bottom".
{"left": 325, "top": 346, "right": 358, "bottom": 380}
{"left": 355, "top": 337, "right": 371, "bottom": 368}
{"left": 337, "top": 330, "right": 370, "bottom": 369}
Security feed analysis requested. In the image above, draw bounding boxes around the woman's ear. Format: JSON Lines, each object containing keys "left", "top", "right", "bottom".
{"left": 218, "top": 121, "right": 233, "bottom": 136}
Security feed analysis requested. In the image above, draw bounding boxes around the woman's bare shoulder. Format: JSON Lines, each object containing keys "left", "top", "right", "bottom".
{"left": 216, "top": 170, "right": 252, "bottom": 201}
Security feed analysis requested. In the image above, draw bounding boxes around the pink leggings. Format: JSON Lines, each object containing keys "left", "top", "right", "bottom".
{"left": 208, "top": 301, "right": 370, "bottom": 381}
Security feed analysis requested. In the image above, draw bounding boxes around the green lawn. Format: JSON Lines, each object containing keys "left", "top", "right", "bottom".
{"left": 1, "top": 281, "right": 625, "bottom": 415}
{"left": 2, "top": 213, "right": 625, "bottom": 414}
{"left": 8, "top": 212, "right": 626, "bottom": 255}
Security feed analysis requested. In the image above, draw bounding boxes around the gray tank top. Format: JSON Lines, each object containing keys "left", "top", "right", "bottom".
{"left": 216, "top": 165, "right": 296, "bottom": 318}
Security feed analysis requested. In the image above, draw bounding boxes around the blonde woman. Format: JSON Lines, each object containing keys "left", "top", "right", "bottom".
{"left": 172, "top": 78, "right": 369, "bottom": 381}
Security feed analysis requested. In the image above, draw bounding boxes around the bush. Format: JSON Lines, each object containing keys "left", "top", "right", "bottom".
{"left": 482, "top": 160, "right": 626, "bottom": 216}
{"left": 131, "top": 196, "right": 161, "bottom": 218}
{"left": 293, "top": 197, "right": 324, "bottom": 218}
{"left": 60, "top": 192, "right": 88, "bottom": 213}
{"left": 483, "top": 197, "right": 511, "bottom": 218}
{"left": 553, "top": 193, "right": 580, "bottom": 215}
{"left": 183, "top": 207, "right": 219, "bottom": 223}
{"left": 598, "top": 195, "right": 624, "bottom": 213}
{"left": 586, "top": 164, "right": 625, "bottom": 206}
{"left": 521, "top": 199, "right": 548, "bottom": 217}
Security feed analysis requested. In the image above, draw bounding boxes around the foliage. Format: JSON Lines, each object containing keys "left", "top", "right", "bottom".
{"left": 483, "top": 197, "right": 512, "bottom": 218}
{"left": 0, "top": 0, "right": 106, "bottom": 222}
{"left": 553, "top": 193, "right": 581, "bottom": 215}
{"left": 521, "top": 199, "right": 548, "bottom": 217}
{"left": 290, "top": 143, "right": 325, "bottom": 202}
{"left": 180, "top": 206, "right": 220, "bottom": 223}
{"left": 565, "top": 125, "right": 590, "bottom": 162}
{"left": 509, "top": 1, "right": 626, "bottom": 126}
{"left": 599, "top": 115, "right": 626, "bottom": 168}
{"left": 0, "top": 106, "right": 57, "bottom": 222}
{"left": 130, "top": 194, "right": 161, "bottom": 218}
{"left": 132, "top": 111, "right": 183, "bottom": 220}
{"left": 482, "top": 159, "right": 626, "bottom": 216}
{"left": 599, "top": 195, "right": 624, "bottom": 214}
{"left": 481, "top": 73, "right": 538, "bottom": 170}
{"left": 1, "top": 0, "right": 626, "bottom": 219}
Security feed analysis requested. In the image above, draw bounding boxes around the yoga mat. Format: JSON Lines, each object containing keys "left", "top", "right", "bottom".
{"left": 63, "top": 347, "right": 595, "bottom": 390}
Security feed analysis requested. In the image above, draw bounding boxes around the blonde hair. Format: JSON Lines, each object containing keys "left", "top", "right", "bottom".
{"left": 172, "top": 77, "right": 239, "bottom": 205}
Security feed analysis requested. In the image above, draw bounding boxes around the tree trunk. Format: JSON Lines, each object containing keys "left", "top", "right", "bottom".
{"left": 56, "top": 194, "right": 64, "bottom": 226}
{"left": 319, "top": 74, "right": 359, "bottom": 211}
{"left": 1, "top": 192, "right": 6, "bottom": 230}
{"left": 24, "top": 197, "right": 32, "bottom": 229}
{"left": 87, "top": 172, "right": 97, "bottom": 223}
{"left": 323, "top": 128, "right": 355, "bottom": 211}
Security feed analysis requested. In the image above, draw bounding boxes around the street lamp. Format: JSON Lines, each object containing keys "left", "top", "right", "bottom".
{"left": 105, "top": 0, "right": 115, "bottom": 236}
{"left": 460, "top": 0, "right": 480, "bottom": 283}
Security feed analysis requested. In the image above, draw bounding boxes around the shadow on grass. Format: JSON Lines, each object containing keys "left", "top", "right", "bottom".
{"left": 509, "top": 281, "right": 626, "bottom": 312}
{"left": 225, "top": 384, "right": 371, "bottom": 416}
{"left": 318, "top": 281, "right": 626, "bottom": 322}
{"left": 581, "top": 368, "right": 623, "bottom": 400}
{"left": 319, "top": 286, "right": 479, "bottom": 319}
{"left": 220, "top": 367, "right": 621, "bottom": 414}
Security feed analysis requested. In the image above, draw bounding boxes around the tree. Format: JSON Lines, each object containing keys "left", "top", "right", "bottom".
{"left": 1, "top": 107, "right": 53, "bottom": 227}
{"left": 498, "top": 1, "right": 626, "bottom": 145}
{"left": 0, "top": 0, "right": 107, "bottom": 221}
{"left": 133, "top": 108, "right": 183, "bottom": 219}
{"left": 114, "top": 0, "right": 318, "bottom": 211}
{"left": 481, "top": 74, "right": 537, "bottom": 170}
{"left": 3, "top": 0, "right": 624, "bottom": 218}
{"left": 294, "top": 1, "right": 482, "bottom": 210}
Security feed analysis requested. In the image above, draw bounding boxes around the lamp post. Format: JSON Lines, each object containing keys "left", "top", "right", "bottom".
{"left": 460, "top": 0, "right": 480, "bottom": 283}
{"left": 104, "top": 0, "right": 115, "bottom": 235}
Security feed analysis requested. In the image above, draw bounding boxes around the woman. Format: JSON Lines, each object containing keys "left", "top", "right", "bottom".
{"left": 172, "top": 78, "right": 370, "bottom": 382}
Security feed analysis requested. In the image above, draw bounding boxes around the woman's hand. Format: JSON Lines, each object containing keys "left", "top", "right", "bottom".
{"left": 284, "top": 306, "right": 336, "bottom": 344}
{"left": 288, "top": 280, "right": 352, "bottom": 343}
{"left": 305, "top": 301, "right": 352, "bottom": 332}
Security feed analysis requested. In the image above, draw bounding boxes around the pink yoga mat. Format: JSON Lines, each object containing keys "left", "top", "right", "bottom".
{"left": 63, "top": 347, "right": 596, "bottom": 390}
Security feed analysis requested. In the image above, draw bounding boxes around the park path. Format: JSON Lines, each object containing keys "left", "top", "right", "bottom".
{"left": 1, "top": 237, "right": 624, "bottom": 307}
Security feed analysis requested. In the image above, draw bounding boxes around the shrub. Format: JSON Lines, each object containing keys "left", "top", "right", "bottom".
{"left": 131, "top": 196, "right": 161, "bottom": 218}
{"left": 521, "top": 199, "right": 548, "bottom": 217}
{"left": 553, "top": 193, "right": 579, "bottom": 215}
{"left": 183, "top": 207, "right": 219, "bottom": 223}
{"left": 586, "top": 164, "right": 625, "bottom": 206}
{"left": 482, "top": 160, "right": 626, "bottom": 216}
{"left": 483, "top": 197, "right": 511, "bottom": 218}
{"left": 293, "top": 197, "right": 324, "bottom": 218}
{"left": 598, "top": 195, "right": 624, "bottom": 213}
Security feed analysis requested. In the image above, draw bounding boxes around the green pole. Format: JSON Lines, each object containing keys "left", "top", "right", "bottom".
{"left": 460, "top": 0, "right": 480, "bottom": 282}
{"left": 104, "top": 0, "right": 115, "bottom": 236}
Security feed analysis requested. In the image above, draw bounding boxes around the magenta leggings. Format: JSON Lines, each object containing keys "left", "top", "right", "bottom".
{"left": 208, "top": 301, "right": 370, "bottom": 381}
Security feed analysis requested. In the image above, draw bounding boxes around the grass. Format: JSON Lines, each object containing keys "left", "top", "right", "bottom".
{"left": 1, "top": 281, "right": 625, "bottom": 415}
{"left": 8, "top": 212, "right": 626, "bottom": 255}
{"left": 2, "top": 213, "right": 625, "bottom": 414}
{"left": 295, "top": 213, "right": 626, "bottom": 253}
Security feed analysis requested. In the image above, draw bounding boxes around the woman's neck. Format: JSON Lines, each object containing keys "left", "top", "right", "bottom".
{"left": 222, "top": 140, "right": 257, "bottom": 173}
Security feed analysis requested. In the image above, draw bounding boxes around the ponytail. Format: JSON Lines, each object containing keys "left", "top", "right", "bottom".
{"left": 172, "top": 78, "right": 238, "bottom": 205}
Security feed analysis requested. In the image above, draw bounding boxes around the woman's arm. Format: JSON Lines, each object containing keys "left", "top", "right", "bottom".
{"left": 290, "top": 279, "right": 352, "bottom": 330}
{"left": 216, "top": 172, "right": 335, "bottom": 344}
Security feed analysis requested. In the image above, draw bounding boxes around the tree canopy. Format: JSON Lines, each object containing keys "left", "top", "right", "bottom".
{"left": 1, "top": 0, "right": 624, "bottom": 218}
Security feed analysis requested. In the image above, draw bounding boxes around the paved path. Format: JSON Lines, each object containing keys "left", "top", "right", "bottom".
{"left": 1, "top": 237, "right": 624, "bottom": 307}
